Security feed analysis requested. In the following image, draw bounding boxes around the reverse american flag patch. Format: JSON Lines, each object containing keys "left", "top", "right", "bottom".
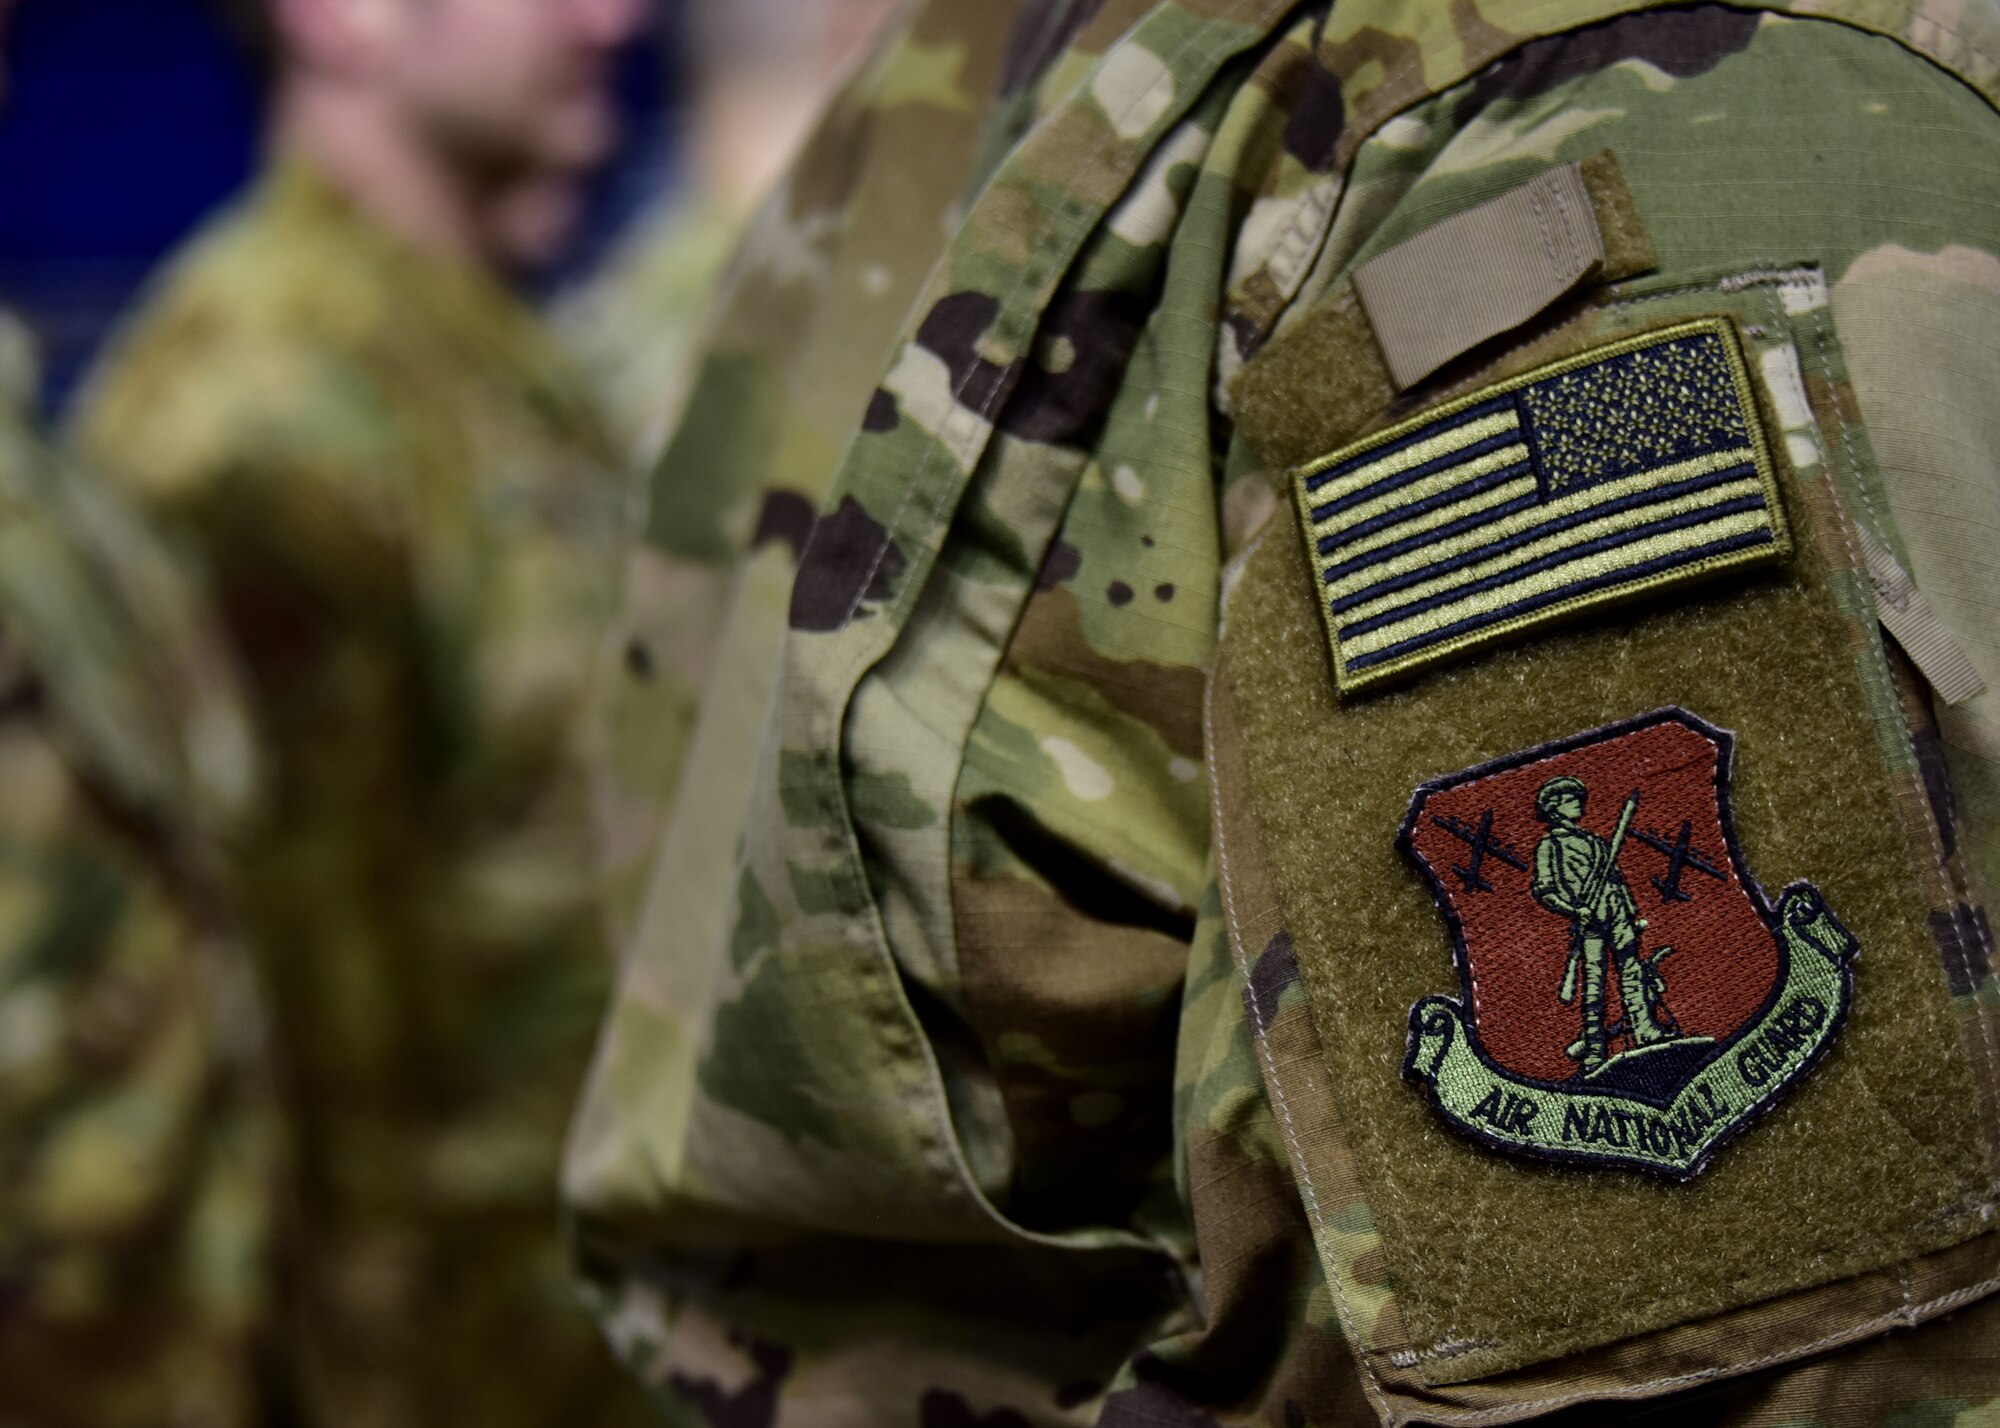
{"left": 1291, "top": 319, "right": 1789, "bottom": 696}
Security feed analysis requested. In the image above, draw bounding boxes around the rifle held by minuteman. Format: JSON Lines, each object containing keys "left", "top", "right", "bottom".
{"left": 1559, "top": 789, "right": 1640, "bottom": 1004}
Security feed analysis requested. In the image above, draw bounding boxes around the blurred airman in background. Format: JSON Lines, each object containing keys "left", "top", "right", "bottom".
{"left": 71, "top": 0, "right": 658, "bottom": 1422}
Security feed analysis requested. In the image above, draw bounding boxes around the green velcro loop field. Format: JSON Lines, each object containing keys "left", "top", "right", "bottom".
{"left": 1217, "top": 346, "right": 1993, "bottom": 1381}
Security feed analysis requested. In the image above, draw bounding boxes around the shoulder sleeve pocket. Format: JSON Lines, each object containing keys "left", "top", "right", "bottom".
{"left": 1209, "top": 263, "right": 2000, "bottom": 1420}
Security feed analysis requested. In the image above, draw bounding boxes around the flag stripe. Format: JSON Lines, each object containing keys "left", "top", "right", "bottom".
{"left": 1337, "top": 479, "right": 1767, "bottom": 626}
{"left": 1315, "top": 459, "right": 1534, "bottom": 553}
{"left": 1313, "top": 441, "right": 1530, "bottom": 533}
{"left": 1342, "top": 504, "right": 1773, "bottom": 654}
{"left": 1330, "top": 461, "right": 1760, "bottom": 613}
{"left": 1323, "top": 446, "right": 1761, "bottom": 586}
{"left": 1318, "top": 486, "right": 1542, "bottom": 576}
{"left": 1344, "top": 527, "right": 1778, "bottom": 672}
{"left": 1303, "top": 394, "right": 1514, "bottom": 493}
{"left": 1309, "top": 427, "right": 1523, "bottom": 520}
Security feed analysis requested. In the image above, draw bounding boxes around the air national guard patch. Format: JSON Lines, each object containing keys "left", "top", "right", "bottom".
{"left": 1399, "top": 709, "right": 1855, "bottom": 1179}
{"left": 1291, "top": 319, "right": 1788, "bottom": 696}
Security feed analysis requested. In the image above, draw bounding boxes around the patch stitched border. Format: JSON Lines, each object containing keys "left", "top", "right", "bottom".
{"left": 1289, "top": 318, "right": 1791, "bottom": 696}
{"left": 1397, "top": 707, "right": 1856, "bottom": 1180}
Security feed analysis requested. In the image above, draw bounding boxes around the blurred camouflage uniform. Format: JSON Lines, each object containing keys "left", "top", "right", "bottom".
{"left": 573, "top": 0, "right": 2000, "bottom": 1421}
{"left": 0, "top": 307, "right": 270, "bottom": 1426}
{"left": 75, "top": 162, "right": 652, "bottom": 1427}
{"left": 558, "top": 193, "right": 743, "bottom": 471}
{"left": 557, "top": 196, "right": 744, "bottom": 925}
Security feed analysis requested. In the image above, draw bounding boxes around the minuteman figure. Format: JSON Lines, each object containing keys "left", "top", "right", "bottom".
{"left": 1531, "top": 775, "right": 1670, "bottom": 1072}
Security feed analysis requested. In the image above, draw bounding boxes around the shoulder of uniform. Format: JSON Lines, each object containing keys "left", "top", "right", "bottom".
{"left": 74, "top": 196, "right": 418, "bottom": 506}
{"left": 77, "top": 314, "right": 401, "bottom": 507}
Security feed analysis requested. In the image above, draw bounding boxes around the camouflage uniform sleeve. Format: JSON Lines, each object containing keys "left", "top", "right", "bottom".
{"left": 0, "top": 337, "right": 270, "bottom": 1427}
{"left": 1176, "top": 9, "right": 2000, "bottom": 1424}
{"left": 554, "top": 194, "right": 744, "bottom": 472}
{"left": 569, "top": 3, "right": 2000, "bottom": 1425}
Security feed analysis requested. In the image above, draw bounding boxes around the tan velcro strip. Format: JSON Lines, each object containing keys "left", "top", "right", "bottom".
{"left": 1354, "top": 160, "right": 1604, "bottom": 390}
{"left": 1859, "top": 525, "right": 1988, "bottom": 705}
{"left": 1231, "top": 152, "right": 1655, "bottom": 475}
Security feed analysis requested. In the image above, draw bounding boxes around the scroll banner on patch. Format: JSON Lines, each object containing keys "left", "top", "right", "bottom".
{"left": 1407, "top": 884, "right": 1855, "bottom": 1178}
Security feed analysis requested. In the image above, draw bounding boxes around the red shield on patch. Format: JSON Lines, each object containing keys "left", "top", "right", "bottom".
{"left": 1400, "top": 708, "right": 1781, "bottom": 1093}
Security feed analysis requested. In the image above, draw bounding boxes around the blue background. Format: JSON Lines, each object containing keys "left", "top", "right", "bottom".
{"left": 0, "top": 0, "right": 678, "bottom": 415}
